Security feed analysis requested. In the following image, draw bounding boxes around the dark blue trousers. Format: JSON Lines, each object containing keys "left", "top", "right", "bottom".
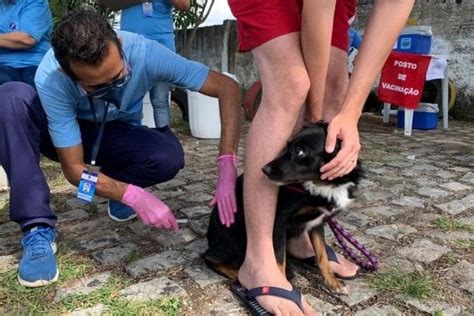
{"left": 0, "top": 65, "right": 38, "bottom": 89}
{"left": 0, "top": 82, "right": 184, "bottom": 230}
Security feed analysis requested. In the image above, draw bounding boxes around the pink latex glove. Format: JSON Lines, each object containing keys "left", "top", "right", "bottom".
{"left": 210, "top": 154, "right": 238, "bottom": 227}
{"left": 121, "top": 184, "right": 178, "bottom": 231}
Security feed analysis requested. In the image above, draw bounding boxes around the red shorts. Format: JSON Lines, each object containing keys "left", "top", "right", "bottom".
{"left": 228, "top": 0, "right": 356, "bottom": 52}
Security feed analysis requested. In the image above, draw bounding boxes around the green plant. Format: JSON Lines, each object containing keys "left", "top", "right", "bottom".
{"left": 0, "top": 249, "right": 95, "bottom": 314}
{"left": 368, "top": 269, "right": 435, "bottom": 299}
{"left": 433, "top": 216, "right": 468, "bottom": 231}
{"left": 445, "top": 252, "right": 458, "bottom": 265}
{"left": 173, "top": 0, "right": 215, "bottom": 57}
{"left": 455, "top": 239, "right": 472, "bottom": 250}
{"left": 49, "top": 0, "right": 116, "bottom": 26}
{"left": 60, "top": 277, "right": 182, "bottom": 315}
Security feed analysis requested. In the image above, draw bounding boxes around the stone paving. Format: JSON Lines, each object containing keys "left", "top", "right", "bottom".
{"left": 0, "top": 113, "right": 473, "bottom": 315}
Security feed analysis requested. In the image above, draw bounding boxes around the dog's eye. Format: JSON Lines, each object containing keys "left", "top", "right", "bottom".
{"left": 295, "top": 147, "right": 305, "bottom": 157}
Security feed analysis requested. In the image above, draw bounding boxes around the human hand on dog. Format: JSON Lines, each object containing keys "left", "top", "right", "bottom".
{"left": 320, "top": 113, "right": 361, "bottom": 180}
{"left": 210, "top": 154, "right": 238, "bottom": 227}
{"left": 121, "top": 184, "right": 178, "bottom": 230}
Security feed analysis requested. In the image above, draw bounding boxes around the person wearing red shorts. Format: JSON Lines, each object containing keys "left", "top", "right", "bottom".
{"left": 225, "top": 0, "right": 415, "bottom": 314}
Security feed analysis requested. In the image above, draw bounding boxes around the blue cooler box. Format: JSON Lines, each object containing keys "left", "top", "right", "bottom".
{"left": 394, "top": 26, "right": 432, "bottom": 55}
{"left": 397, "top": 103, "right": 439, "bottom": 130}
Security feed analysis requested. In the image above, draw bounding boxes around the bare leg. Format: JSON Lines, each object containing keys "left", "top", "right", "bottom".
{"left": 287, "top": 232, "right": 358, "bottom": 278}
{"left": 239, "top": 32, "right": 314, "bottom": 315}
{"left": 288, "top": 47, "right": 358, "bottom": 278}
{"left": 322, "top": 47, "right": 350, "bottom": 122}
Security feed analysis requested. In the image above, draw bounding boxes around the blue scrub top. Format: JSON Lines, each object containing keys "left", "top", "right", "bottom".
{"left": 0, "top": 0, "right": 52, "bottom": 67}
{"left": 35, "top": 31, "right": 209, "bottom": 148}
{"left": 120, "top": 0, "right": 176, "bottom": 52}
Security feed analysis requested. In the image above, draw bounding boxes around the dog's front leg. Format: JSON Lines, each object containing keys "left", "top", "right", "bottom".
{"left": 274, "top": 232, "right": 287, "bottom": 277}
{"left": 308, "top": 226, "right": 346, "bottom": 294}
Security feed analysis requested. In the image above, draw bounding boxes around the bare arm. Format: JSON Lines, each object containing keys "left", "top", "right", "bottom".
{"left": 0, "top": 32, "right": 37, "bottom": 50}
{"left": 96, "top": 0, "right": 142, "bottom": 11}
{"left": 170, "top": 0, "right": 190, "bottom": 11}
{"left": 321, "top": 0, "right": 415, "bottom": 179}
{"left": 56, "top": 145, "right": 128, "bottom": 201}
{"left": 198, "top": 70, "right": 241, "bottom": 155}
{"left": 301, "top": 0, "right": 336, "bottom": 122}
{"left": 339, "top": 0, "right": 415, "bottom": 118}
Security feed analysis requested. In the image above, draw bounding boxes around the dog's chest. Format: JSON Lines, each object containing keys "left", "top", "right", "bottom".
{"left": 302, "top": 207, "right": 335, "bottom": 231}
{"left": 302, "top": 181, "right": 354, "bottom": 209}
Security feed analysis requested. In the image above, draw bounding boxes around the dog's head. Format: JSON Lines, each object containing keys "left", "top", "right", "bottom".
{"left": 262, "top": 122, "right": 342, "bottom": 185}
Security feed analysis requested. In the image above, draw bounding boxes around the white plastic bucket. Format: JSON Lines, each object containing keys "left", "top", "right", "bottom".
{"left": 0, "top": 166, "right": 8, "bottom": 191}
{"left": 188, "top": 72, "right": 238, "bottom": 139}
{"left": 142, "top": 93, "right": 155, "bottom": 128}
{"left": 188, "top": 91, "right": 221, "bottom": 139}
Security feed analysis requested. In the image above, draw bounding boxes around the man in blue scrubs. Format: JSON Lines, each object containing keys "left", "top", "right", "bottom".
{"left": 0, "top": 8, "right": 241, "bottom": 287}
{"left": 98, "top": 0, "right": 189, "bottom": 128}
{"left": 0, "top": 0, "right": 52, "bottom": 88}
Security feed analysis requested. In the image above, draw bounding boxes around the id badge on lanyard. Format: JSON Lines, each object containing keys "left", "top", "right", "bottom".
{"left": 77, "top": 170, "right": 98, "bottom": 202}
{"left": 142, "top": 1, "right": 153, "bottom": 17}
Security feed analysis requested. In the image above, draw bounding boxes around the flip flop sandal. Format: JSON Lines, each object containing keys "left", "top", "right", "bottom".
{"left": 293, "top": 244, "right": 360, "bottom": 280}
{"left": 230, "top": 281, "right": 304, "bottom": 316}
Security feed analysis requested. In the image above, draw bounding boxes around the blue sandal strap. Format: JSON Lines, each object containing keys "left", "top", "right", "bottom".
{"left": 246, "top": 286, "right": 304, "bottom": 311}
{"left": 325, "top": 244, "right": 340, "bottom": 264}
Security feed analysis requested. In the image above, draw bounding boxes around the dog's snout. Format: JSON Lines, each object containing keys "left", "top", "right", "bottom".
{"left": 262, "top": 165, "right": 272, "bottom": 177}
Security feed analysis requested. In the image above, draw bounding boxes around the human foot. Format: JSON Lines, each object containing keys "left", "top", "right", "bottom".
{"left": 287, "top": 234, "right": 359, "bottom": 279}
{"left": 238, "top": 260, "right": 316, "bottom": 315}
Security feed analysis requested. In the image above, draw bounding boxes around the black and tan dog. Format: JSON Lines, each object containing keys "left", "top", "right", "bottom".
{"left": 203, "top": 122, "right": 363, "bottom": 293}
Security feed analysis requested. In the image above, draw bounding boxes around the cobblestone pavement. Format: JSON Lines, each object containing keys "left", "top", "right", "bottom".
{"left": 0, "top": 114, "right": 473, "bottom": 315}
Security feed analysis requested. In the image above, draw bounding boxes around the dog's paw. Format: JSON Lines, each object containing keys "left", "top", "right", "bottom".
{"left": 326, "top": 278, "right": 348, "bottom": 295}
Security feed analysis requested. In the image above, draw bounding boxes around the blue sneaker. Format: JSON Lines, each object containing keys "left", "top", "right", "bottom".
{"left": 107, "top": 200, "right": 137, "bottom": 222}
{"left": 18, "top": 226, "right": 59, "bottom": 287}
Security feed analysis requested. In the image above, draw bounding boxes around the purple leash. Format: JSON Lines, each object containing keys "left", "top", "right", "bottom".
{"left": 284, "top": 184, "right": 379, "bottom": 271}
{"left": 327, "top": 217, "right": 379, "bottom": 272}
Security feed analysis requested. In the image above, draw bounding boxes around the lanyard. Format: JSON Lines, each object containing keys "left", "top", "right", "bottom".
{"left": 87, "top": 97, "right": 110, "bottom": 166}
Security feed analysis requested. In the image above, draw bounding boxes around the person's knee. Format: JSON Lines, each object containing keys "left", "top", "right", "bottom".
{"left": 146, "top": 147, "right": 184, "bottom": 183}
{"left": 326, "top": 48, "right": 349, "bottom": 93}
{"left": 0, "top": 82, "right": 39, "bottom": 122}
{"left": 290, "top": 73, "right": 311, "bottom": 106}
{"left": 262, "top": 71, "right": 310, "bottom": 114}
{"left": 326, "top": 70, "right": 348, "bottom": 93}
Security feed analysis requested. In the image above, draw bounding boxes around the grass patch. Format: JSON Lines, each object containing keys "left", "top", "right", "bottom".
{"left": 47, "top": 174, "right": 69, "bottom": 188}
{"left": 433, "top": 216, "right": 470, "bottom": 231}
{"left": 368, "top": 269, "right": 436, "bottom": 299}
{"left": 0, "top": 248, "right": 95, "bottom": 314}
{"left": 455, "top": 239, "right": 472, "bottom": 250}
{"left": 60, "top": 276, "right": 182, "bottom": 315}
{"left": 445, "top": 252, "right": 458, "bottom": 265}
{"left": 0, "top": 270, "right": 55, "bottom": 314}
{"left": 0, "top": 199, "right": 9, "bottom": 222}
{"left": 39, "top": 157, "right": 61, "bottom": 171}
{"left": 433, "top": 310, "right": 444, "bottom": 316}
{"left": 125, "top": 250, "right": 141, "bottom": 264}
{"left": 57, "top": 248, "right": 95, "bottom": 282}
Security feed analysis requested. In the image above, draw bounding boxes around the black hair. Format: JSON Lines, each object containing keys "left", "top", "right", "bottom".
{"left": 51, "top": 7, "right": 121, "bottom": 80}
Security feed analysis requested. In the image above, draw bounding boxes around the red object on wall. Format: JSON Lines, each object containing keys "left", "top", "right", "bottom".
{"left": 378, "top": 51, "right": 431, "bottom": 109}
